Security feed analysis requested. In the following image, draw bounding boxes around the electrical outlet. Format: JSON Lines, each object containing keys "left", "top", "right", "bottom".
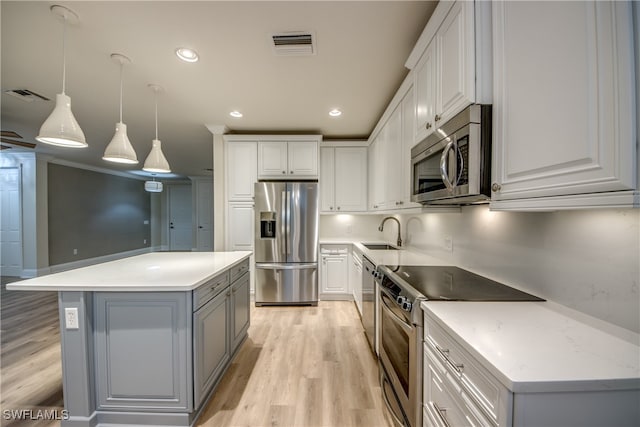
{"left": 144, "top": 239, "right": 147, "bottom": 244}
{"left": 73, "top": 248, "right": 78, "bottom": 255}
{"left": 444, "top": 236, "right": 453, "bottom": 252}
{"left": 64, "top": 307, "right": 79, "bottom": 330}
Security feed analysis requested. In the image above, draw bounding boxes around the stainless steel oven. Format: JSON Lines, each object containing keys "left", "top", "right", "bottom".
{"left": 376, "top": 263, "right": 543, "bottom": 427}
{"left": 377, "top": 273, "right": 424, "bottom": 427}
{"left": 411, "top": 104, "right": 492, "bottom": 205}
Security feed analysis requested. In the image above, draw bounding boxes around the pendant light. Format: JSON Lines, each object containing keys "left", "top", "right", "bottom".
{"left": 143, "top": 84, "right": 171, "bottom": 173}
{"left": 103, "top": 53, "right": 138, "bottom": 164}
{"left": 36, "top": 5, "right": 87, "bottom": 148}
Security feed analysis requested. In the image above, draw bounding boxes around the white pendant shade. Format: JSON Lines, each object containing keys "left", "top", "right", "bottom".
{"left": 102, "top": 122, "right": 138, "bottom": 164}
{"left": 36, "top": 93, "right": 87, "bottom": 147}
{"left": 143, "top": 139, "right": 171, "bottom": 173}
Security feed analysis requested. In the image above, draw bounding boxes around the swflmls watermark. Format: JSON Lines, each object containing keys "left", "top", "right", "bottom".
{"left": 2, "top": 409, "right": 70, "bottom": 421}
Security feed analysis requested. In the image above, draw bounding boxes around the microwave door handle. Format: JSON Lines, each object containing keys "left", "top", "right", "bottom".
{"left": 440, "top": 138, "right": 456, "bottom": 191}
{"left": 455, "top": 140, "right": 464, "bottom": 186}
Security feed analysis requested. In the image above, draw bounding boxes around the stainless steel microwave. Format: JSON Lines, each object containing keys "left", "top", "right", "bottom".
{"left": 410, "top": 104, "right": 492, "bottom": 205}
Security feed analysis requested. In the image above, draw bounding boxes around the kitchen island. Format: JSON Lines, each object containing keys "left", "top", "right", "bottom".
{"left": 7, "top": 251, "right": 252, "bottom": 427}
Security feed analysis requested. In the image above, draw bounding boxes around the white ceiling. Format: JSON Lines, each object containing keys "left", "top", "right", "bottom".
{"left": 1, "top": 1, "right": 436, "bottom": 178}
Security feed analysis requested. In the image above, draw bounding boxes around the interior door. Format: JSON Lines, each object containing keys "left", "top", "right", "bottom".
{"left": 168, "top": 184, "right": 192, "bottom": 251}
{"left": 196, "top": 179, "right": 213, "bottom": 251}
{"left": 0, "top": 167, "right": 22, "bottom": 276}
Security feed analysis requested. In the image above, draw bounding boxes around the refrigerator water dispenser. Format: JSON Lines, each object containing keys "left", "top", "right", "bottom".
{"left": 260, "top": 212, "right": 276, "bottom": 238}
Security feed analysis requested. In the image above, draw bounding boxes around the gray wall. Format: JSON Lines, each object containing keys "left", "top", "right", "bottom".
{"left": 48, "top": 164, "right": 150, "bottom": 265}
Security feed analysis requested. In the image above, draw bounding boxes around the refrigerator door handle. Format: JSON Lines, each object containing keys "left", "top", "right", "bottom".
{"left": 281, "top": 190, "right": 287, "bottom": 259}
{"left": 285, "top": 190, "right": 291, "bottom": 258}
{"left": 255, "top": 263, "right": 318, "bottom": 270}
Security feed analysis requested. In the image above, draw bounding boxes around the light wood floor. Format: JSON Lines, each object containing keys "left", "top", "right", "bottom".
{"left": 1, "top": 282, "right": 392, "bottom": 427}
{"left": 1, "top": 278, "right": 63, "bottom": 427}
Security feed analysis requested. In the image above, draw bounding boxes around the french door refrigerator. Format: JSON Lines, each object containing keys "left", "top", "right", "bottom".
{"left": 254, "top": 182, "right": 319, "bottom": 305}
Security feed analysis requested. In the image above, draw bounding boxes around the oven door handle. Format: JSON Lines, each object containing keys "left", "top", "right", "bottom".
{"left": 380, "top": 293, "right": 413, "bottom": 334}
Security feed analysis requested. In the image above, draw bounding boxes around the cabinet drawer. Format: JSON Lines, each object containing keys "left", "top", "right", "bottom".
{"left": 424, "top": 344, "right": 494, "bottom": 427}
{"left": 193, "top": 272, "right": 229, "bottom": 311}
{"left": 229, "top": 259, "right": 250, "bottom": 283}
{"left": 425, "top": 314, "right": 506, "bottom": 423}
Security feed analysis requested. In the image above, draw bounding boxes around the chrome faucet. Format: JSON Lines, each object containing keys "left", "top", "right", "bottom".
{"left": 378, "top": 217, "right": 402, "bottom": 247}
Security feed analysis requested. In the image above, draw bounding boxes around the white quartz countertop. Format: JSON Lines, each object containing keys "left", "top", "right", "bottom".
{"left": 421, "top": 301, "right": 640, "bottom": 393}
{"left": 319, "top": 239, "right": 449, "bottom": 267}
{"left": 7, "top": 251, "right": 252, "bottom": 292}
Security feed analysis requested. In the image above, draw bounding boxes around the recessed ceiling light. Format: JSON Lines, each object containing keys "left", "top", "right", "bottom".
{"left": 229, "top": 110, "right": 243, "bottom": 118}
{"left": 175, "top": 47, "right": 199, "bottom": 63}
{"left": 329, "top": 109, "right": 342, "bottom": 117}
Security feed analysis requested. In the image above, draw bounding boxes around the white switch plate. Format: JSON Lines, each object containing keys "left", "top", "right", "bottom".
{"left": 65, "top": 307, "right": 79, "bottom": 329}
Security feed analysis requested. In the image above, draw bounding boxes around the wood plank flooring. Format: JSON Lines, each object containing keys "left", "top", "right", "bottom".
{"left": 1, "top": 278, "right": 63, "bottom": 427}
{"left": 1, "top": 280, "right": 392, "bottom": 427}
{"left": 197, "top": 302, "right": 393, "bottom": 427}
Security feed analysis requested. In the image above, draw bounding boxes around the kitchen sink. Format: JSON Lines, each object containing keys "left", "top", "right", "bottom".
{"left": 362, "top": 243, "right": 399, "bottom": 250}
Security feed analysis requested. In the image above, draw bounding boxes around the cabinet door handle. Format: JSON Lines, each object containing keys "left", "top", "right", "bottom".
{"left": 434, "top": 114, "right": 441, "bottom": 122}
{"left": 330, "top": 206, "right": 333, "bottom": 210}
{"left": 290, "top": 171, "right": 294, "bottom": 174}
{"left": 282, "top": 170, "right": 286, "bottom": 174}
{"left": 336, "top": 206, "right": 340, "bottom": 210}
{"left": 431, "top": 402, "right": 452, "bottom": 427}
{"left": 426, "top": 122, "right": 432, "bottom": 130}
{"left": 435, "top": 344, "right": 464, "bottom": 373}
{"left": 492, "top": 183, "right": 502, "bottom": 192}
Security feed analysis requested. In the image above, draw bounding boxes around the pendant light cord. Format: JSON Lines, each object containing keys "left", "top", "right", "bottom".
{"left": 119, "top": 61, "right": 124, "bottom": 123}
{"left": 61, "top": 13, "right": 67, "bottom": 94}
{"left": 154, "top": 90, "right": 158, "bottom": 140}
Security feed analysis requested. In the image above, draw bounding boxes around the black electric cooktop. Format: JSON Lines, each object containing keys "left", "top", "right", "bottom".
{"left": 381, "top": 265, "right": 544, "bottom": 301}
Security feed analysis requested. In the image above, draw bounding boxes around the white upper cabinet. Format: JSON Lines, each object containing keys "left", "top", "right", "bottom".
{"left": 257, "top": 138, "right": 319, "bottom": 179}
{"left": 257, "top": 141, "right": 288, "bottom": 178}
{"left": 401, "top": 86, "right": 421, "bottom": 209}
{"left": 412, "top": 0, "right": 483, "bottom": 145}
{"left": 415, "top": 40, "right": 437, "bottom": 142}
{"left": 226, "top": 140, "right": 257, "bottom": 201}
{"left": 320, "top": 146, "right": 367, "bottom": 213}
{"left": 491, "top": 1, "right": 637, "bottom": 210}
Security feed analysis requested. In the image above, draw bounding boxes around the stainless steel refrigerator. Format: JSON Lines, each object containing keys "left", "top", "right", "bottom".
{"left": 254, "top": 182, "right": 319, "bottom": 306}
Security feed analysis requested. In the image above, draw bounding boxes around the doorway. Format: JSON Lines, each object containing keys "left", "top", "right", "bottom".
{"left": 0, "top": 167, "right": 22, "bottom": 277}
{"left": 168, "top": 184, "right": 193, "bottom": 251}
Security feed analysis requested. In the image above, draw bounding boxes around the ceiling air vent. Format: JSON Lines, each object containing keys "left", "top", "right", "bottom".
{"left": 3, "top": 89, "right": 50, "bottom": 102}
{"left": 271, "top": 32, "right": 315, "bottom": 56}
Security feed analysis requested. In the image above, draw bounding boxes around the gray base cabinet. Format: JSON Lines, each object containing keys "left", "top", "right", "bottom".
{"left": 193, "top": 289, "right": 229, "bottom": 408}
{"left": 60, "top": 258, "right": 251, "bottom": 427}
{"left": 231, "top": 272, "right": 250, "bottom": 352}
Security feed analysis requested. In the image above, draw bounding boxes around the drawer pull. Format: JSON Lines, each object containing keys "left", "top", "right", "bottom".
{"left": 431, "top": 402, "right": 452, "bottom": 427}
{"left": 435, "top": 345, "right": 464, "bottom": 373}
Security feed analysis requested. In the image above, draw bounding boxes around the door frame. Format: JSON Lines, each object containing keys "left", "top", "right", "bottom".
{"left": 0, "top": 166, "right": 23, "bottom": 277}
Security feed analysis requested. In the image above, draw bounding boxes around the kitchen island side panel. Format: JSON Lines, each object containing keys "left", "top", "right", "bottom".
{"left": 58, "top": 291, "right": 97, "bottom": 425}
{"left": 93, "top": 292, "right": 193, "bottom": 411}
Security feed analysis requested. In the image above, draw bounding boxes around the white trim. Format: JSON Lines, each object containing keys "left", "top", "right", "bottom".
{"left": 48, "top": 247, "right": 153, "bottom": 274}
{"left": 320, "top": 140, "right": 368, "bottom": 147}
{"left": 205, "top": 124, "right": 228, "bottom": 135}
{"left": 223, "top": 134, "right": 322, "bottom": 143}
{"left": 490, "top": 191, "right": 640, "bottom": 212}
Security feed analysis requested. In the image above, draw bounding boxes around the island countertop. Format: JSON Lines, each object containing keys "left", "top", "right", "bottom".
{"left": 7, "top": 251, "right": 252, "bottom": 292}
